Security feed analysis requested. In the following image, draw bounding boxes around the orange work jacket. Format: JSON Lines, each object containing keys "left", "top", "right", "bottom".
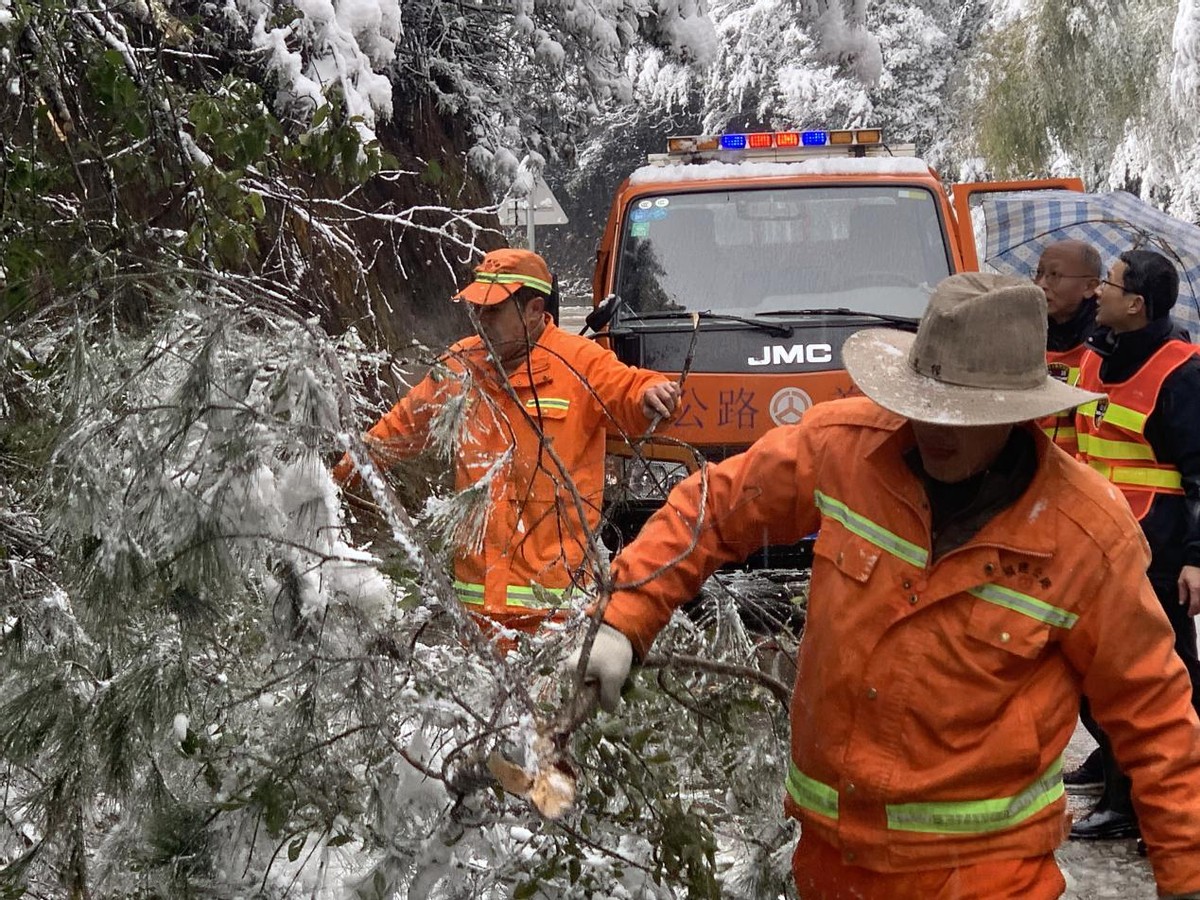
{"left": 604, "top": 398, "right": 1200, "bottom": 893}
{"left": 1075, "top": 340, "right": 1199, "bottom": 520}
{"left": 334, "top": 317, "right": 667, "bottom": 620}
{"left": 1036, "top": 344, "right": 1087, "bottom": 455}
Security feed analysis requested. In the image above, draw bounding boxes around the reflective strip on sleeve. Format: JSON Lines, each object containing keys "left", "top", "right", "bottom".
{"left": 814, "top": 490, "right": 929, "bottom": 569}
{"left": 454, "top": 581, "right": 486, "bottom": 606}
{"left": 786, "top": 763, "right": 839, "bottom": 820}
{"left": 525, "top": 397, "right": 571, "bottom": 412}
{"left": 1076, "top": 433, "right": 1156, "bottom": 461}
{"left": 475, "top": 271, "right": 553, "bottom": 295}
{"left": 885, "top": 758, "right": 1065, "bottom": 834}
{"left": 968, "top": 584, "right": 1079, "bottom": 629}
{"left": 1087, "top": 461, "right": 1184, "bottom": 490}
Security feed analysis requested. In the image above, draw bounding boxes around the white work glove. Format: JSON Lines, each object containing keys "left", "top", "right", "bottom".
{"left": 564, "top": 623, "right": 634, "bottom": 713}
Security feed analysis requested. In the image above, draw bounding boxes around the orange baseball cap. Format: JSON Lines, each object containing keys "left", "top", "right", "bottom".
{"left": 452, "top": 248, "right": 554, "bottom": 306}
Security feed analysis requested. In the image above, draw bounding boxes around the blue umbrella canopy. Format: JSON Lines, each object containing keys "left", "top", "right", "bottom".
{"left": 980, "top": 189, "right": 1200, "bottom": 341}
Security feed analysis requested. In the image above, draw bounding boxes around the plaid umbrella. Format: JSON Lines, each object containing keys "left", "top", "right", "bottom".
{"left": 980, "top": 189, "right": 1200, "bottom": 341}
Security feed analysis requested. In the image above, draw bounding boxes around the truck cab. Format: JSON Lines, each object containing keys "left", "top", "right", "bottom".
{"left": 593, "top": 128, "right": 1081, "bottom": 565}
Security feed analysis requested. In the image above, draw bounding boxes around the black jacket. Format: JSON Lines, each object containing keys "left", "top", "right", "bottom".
{"left": 1086, "top": 319, "right": 1200, "bottom": 579}
{"left": 1047, "top": 298, "right": 1098, "bottom": 353}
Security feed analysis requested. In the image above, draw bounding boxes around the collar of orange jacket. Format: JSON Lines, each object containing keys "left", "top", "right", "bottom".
{"left": 863, "top": 410, "right": 1059, "bottom": 561}
{"left": 446, "top": 315, "right": 558, "bottom": 386}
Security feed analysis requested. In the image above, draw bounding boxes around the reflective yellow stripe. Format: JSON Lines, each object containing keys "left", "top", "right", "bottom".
{"left": 1101, "top": 402, "right": 1148, "bottom": 433}
{"left": 454, "top": 582, "right": 568, "bottom": 608}
{"left": 886, "top": 758, "right": 1064, "bottom": 834}
{"left": 525, "top": 397, "right": 570, "bottom": 412}
{"left": 785, "top": 759, "right": 1066, "bottom": 834}
{"left": 1088, "top": 462, "right": 1184, "bottom": 490}
{"left": 1041, "top": 425, "right": 1075, "bottom": 440}
{"left": 475, "top": 271, "right": 553, "bottom": 295}
{"left": 814, "top": 490, "right": 928, "bottom": 569}
{"left": 1082, "top": 400, "right": 1147, "bottom": 433}
{"left": 505, "top": 584, "right": 567, "bottom": 609}
{"left": 814, "top": 494, "right": 1075, "bottom": 624}
{"left": 1076, "top": 433, "right": 1156, "bottom": 461}
{"left": 1065, "top": 366, "right": 1080, "bottom": 386}
{"left": 785, "top": 763, "right": 839, "bottom": 820}
{"left": 454, "top": 581, "right": 486, "bottom": 606}
{"left": 968, "top": 584, "right": 1078, "bottom": 629}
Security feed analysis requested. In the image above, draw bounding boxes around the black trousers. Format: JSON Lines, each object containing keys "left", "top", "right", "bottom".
{"left": 1081, "top": 575, "right": 1200, "bottom": 816}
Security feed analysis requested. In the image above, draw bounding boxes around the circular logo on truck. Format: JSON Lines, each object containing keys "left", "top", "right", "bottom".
{"left": 769, "top": 387, "right": 813, "bottom": 426}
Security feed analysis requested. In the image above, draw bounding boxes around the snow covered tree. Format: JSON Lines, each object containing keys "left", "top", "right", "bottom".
{"left": 0, "top": 1, "right": 808, "bottom": 898}
{"left": 958, "top": 0, "right": 1200, "bottom": 214}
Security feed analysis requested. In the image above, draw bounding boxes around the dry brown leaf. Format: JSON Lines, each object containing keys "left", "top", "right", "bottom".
{"left": 487, "top": 753, "right": 534, "bottom": 796}
{"left": 528, "top": 767, "right": 577, "bottom": 820}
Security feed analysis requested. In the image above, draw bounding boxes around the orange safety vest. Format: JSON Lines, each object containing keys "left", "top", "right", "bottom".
{"left": 1075, "top": 340, "right": 1200, "bottom": 520}
{"left": 1036, "top": 345, "right": 1087, "bottom": 455}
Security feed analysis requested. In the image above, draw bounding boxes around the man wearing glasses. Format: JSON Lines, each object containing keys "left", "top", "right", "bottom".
{"left": 1032, "top": 240, "right": 1103, "bottom": 455}
{"left": 1069, "top": 248, "right": 1200, "bottom": 841}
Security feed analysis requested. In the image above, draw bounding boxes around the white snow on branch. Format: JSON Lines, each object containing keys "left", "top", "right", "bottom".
{"left": 814, "top": 3, "right": 882, "bottom": 85}
{"left": 227, "top": 0, "right": 401, "bottom": 142}
{"left": 1173, "top": 0, "right": 1200, "bottom": 114}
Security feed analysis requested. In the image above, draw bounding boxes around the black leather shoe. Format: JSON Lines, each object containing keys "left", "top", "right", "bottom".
{"left": 1069, "top": 808, "right": 1140, "bottom": 841}
{"left": 1136, "top": 837, "right": 1148, "bottom": 857}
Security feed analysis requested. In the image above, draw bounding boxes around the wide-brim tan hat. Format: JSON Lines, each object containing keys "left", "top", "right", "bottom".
{"left": 843, "top": 273, "right": 1105, "bottom": 426}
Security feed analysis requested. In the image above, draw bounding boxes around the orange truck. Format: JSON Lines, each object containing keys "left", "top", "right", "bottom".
{"left": 591, "top": 128, "right": 1081, "bottom": 566}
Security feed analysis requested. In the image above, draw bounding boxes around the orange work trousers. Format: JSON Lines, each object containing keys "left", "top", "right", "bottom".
{"left": 793, "top": 832, "right": 1066, "bottom": 900}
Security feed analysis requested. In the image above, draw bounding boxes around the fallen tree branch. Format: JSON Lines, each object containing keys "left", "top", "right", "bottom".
{"left": 642, "top": 652, "right": 792, "bottom": 707}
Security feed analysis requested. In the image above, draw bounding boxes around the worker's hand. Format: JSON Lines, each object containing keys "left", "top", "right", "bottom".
{"left": 641, "top": 381, "right": 681, "bottom": 420}
{"left": 564, "top": 623, "right": 633, "bottom": 713}
{"left": 1179, "top": 565, "right": 1200, "bottom": 616}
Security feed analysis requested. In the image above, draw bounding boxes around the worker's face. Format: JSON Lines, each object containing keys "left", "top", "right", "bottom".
{"left": 1033, "top": 244, "right": 1099, "bottom": 324}
{"left": 910, "top": 421, "right": 1014, "bottom": 483}
{"left": 472, "top": 294, "right": 545, "bottom": 370}
{"left": 1094, "top": 260, "right": 1145, "bottom": 332}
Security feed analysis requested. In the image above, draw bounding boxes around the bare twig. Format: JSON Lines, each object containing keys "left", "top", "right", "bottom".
{"left": 642, "top": 653, "right": 792, "bottom": 707}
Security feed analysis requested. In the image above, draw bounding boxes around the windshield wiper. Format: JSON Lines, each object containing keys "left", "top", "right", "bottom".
{"left": 633, "top": 310, "right": 793, "bottom": 337}
{"left": 757, "top": 308, "right": 919, "bottom": 330}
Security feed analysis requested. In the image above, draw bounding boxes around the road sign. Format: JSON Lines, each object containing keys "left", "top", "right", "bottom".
{"left": 498, "top": 177, "right": 569, "bottom": 226}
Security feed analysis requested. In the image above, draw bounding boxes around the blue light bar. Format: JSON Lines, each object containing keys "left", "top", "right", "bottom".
{"left": 720, "top": 133, "right": 747, "bottom": 150}
{"left": 801, "top": 130, "right": 828, "bottom": 146}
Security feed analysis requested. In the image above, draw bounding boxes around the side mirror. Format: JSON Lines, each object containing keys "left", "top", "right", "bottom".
{"left": 581, "top": 293, "right": 625, "bottom": 335}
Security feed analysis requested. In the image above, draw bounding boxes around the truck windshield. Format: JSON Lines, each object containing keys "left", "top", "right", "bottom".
{"left": 613, "top": 185, "right": 951, "bottom": 320}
